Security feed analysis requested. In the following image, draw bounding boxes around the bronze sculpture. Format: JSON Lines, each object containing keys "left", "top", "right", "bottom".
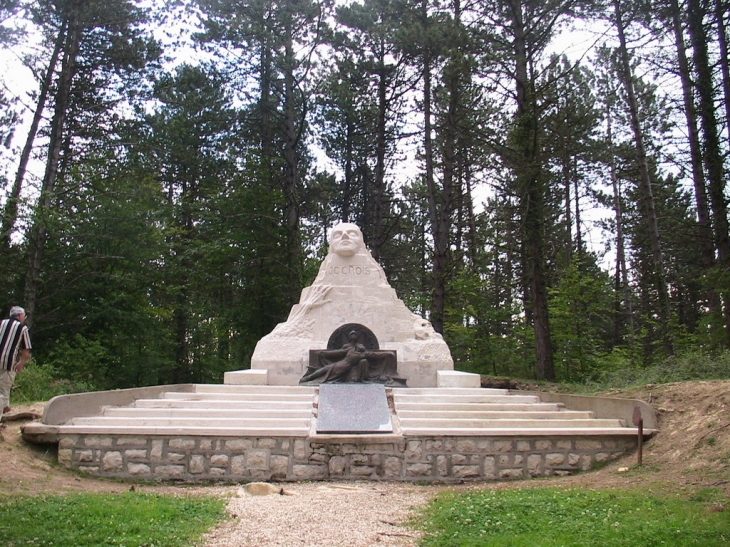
{"left": 299, "top": 326, "right": 406, "bottom": 386}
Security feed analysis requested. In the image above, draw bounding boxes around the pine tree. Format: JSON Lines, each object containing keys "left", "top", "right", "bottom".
{"left": 20, "top": 0, "right": 160, "bottom": 326}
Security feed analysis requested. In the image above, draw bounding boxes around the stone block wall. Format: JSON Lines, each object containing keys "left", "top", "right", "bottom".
{"left": 56, "top": 433, "right": 637, "bottom": 482}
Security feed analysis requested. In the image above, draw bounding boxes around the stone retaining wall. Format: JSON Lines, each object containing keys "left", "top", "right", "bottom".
{"left": 57, "top": 433, "right": 637, "bottom": 482}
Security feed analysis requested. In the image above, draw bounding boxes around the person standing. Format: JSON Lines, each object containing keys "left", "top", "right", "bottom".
{"left": 0, "top": 306, "right": 31, "bottom": 421}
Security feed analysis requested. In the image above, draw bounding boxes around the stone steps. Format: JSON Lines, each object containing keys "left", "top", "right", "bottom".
{"left": 160, "top": 392, "right": 314, "bottom": 402}
{"left": 22, "top": 383, "right": 653, "bottom": 482}
{"left": 26, "top": 384, "right": 645, "bottom": 439}
{"left": 394, "top": 402, "right": 565, "bottom": 411}
{"left": 392, "top": 389, "right": 634, "bottom": 436}
{"left": 192, "top": 385, "right": 315, "bottom": 394}
{"left": 133, "top": 399, "right": 312, "bottom": 410}
{"left": 70, "top": 416, "right": 312, "bottom": 428}
{"left": 103, "top": 407, "right": 312, "bottom": 419}
{"left": 396, "top": 410, "right": 595, "bottom": 420}
{"left": 398, "top": 387, "right": 510, "bottom": 395}
{"left": 397, "top": 426, "right": 636, "bottom": 436}
{"left": 58, "top": 385, "right": 316, "bottom": 436}
{"left": 48, "top": 424, "right": 309, "bottom": 436}
{"left": 399, "top": 418, "right": 626, "bottom": 429}
{"left": 394, "top": 392, "right": 543, "bottom": 404}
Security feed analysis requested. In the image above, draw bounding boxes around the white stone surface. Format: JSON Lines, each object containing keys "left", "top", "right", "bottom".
{"left": 224, "top": 369, "right": 268, "bottom": 385}
{"left": 249, "top": 223, "right": 454, "bottom": 387}
{"left": 436, "top": 370, "right": 481, "bottom": 388}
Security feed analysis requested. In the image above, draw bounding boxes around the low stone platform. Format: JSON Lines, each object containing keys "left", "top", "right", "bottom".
{"left": 22, "top": 384, "right": 656, "bottom": 483}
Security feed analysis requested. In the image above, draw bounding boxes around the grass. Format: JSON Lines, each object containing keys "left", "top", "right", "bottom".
{"left": 0, "top": 491, "right": 228, "bottom": 547}
{"left": 413, "top": 486, "right": 730, "bottom": 547}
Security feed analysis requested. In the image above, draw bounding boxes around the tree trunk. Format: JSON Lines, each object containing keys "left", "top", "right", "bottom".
{"left": 562, "top": 150, "right": 572, "bottom": 262}
{"left": 463, "top": 164, "right": 478, "bottom": 262}
{"left": 613, "top": 0, "right": 672, "bottom": 355}
{"left": 688, "top": 0, "right": 730, "bottom": 343}
{"left": 1, "top": 21, "right": 65, "bottom": 249}
{"left": 510, "top": 0, "right": 555, "bottom": 380}
{"left": 669, "top": 0, "right": 720, "bottom": 336}
{"left": 425, "top": 0, "right": 460, "bottom": 335}
{"left": 573, "top": 165, "right": 583, "bottom": 259}
{"left": 343, "top": 117, "right": 354, "bottom": 221}
{"left": 174, "top": 288, "right": 190, "bottom": 382}
{"left": 371, "top": 45, "right": 388, "bottom": 262}
{"left": 282, "top": 19, "right": 302, "bottom": 297}
{"left": 606, "top": 106, "right": 634, "bottom": 344}
{"left": 260, "top": 38, "right": 273, "bottom": 162}
{"left": 714, "top": 0, "right": 730, "bottom": 145}
{"left": 422, "top": 8, "right": 443, "bottom": 332}
{"left": 24, "top": 3, "right": 82, "bottom": 324}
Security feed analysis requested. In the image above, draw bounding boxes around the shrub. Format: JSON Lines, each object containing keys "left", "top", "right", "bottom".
{"left": 584, "top": 349, "right": 730, "bottom": 391}
{"left": 12, "top": 361, "right": 95, "bottom": 404}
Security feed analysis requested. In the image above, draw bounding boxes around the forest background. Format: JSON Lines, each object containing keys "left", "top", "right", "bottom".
{"left": 1, "top": 0, "right": 729, "bottom": 395}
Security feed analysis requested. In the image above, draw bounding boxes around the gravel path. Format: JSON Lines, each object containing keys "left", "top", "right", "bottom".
{"left": 201, "top": 482, "right": 438, "bottom": 547}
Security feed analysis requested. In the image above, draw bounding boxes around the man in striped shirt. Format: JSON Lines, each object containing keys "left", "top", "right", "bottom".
{"left": 0, "top": 306, "right": 32, "bottom": 421}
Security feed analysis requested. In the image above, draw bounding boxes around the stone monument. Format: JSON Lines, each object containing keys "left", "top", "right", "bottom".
{"left": 245, "top": 222, "right": 455, "bottom": 387}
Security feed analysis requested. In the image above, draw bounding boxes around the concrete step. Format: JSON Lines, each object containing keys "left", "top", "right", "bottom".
{"left": 396, "top": 387, "right": 510, "bottom": 395}
{"left": 70, "top": 416, "right": 311, "bottom": 428}
{"left": 160, "top": 392, "right": 314, "bottom": 402}
{"left": 393, "top": 402, "right": 564, "bottom": 412}
{"left": 57, "top": 384, "right": 318, "bottom": 437}
{"left": 192, "top": 384, "right": 316, "bottom": 395}
{"left": 396, "top": 410, "right": 595, "bottom": 420}
{"left": 393, "top": 393, "right": 542, "bottom": 404}
{"left": 394, "top": 385, "right": 631, "bottom": 435}
{"left": 133, "top": 399, "right": 313, "bottom": 410}
{"left": 103, "top": 407, "right": 313, "bottom": 419}
{"left": 43, "top": 384, "right": 642, "bottom": 441}
{"left": 398, "top": 418, "right": 626, "bottom": 429}
{"left": 399, "top": 426, "right": 641, "bottom": 436}
{"left": 49, "top": 424, "right": 310, "bottom": 436}
{"left": 23, "top": 384, "right": 652, "bottom": 446}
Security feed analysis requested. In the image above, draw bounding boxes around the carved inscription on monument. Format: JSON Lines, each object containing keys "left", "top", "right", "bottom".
{"left": 326, "top": 265, "right": 373, "bottom": 276}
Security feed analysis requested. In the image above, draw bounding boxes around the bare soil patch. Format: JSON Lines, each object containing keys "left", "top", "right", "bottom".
{"left": 510, "top": 379, "right": 730, "bottom": 498}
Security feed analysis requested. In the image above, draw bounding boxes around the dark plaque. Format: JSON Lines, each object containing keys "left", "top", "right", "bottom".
{"left": 317, "top": 384, "right": 393, "bottom": 434}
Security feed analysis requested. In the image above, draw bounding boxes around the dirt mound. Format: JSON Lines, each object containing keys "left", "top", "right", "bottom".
{"left": 491, "top": 380, "right": 730, "bottom": 498}
{"left": 0, "top": 403, "right": 121, "bottom": 495}
{"left": 1, "top": 381, "right": 728, "bottom": 496}
{"left": 586, "top": 380, "right": 730, "bottom": 494}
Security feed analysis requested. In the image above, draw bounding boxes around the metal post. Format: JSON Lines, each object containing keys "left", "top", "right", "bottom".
{"left": 632, "top": 406, "right": 643, "bottom": 466}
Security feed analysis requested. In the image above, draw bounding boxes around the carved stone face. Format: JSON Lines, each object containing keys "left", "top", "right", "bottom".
{"left": 329, "top": 223, "right": 364, "bottom": 257}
